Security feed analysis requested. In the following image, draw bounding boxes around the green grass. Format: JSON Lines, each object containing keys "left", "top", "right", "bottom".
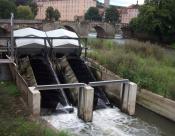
{"left": 87, "top": 39, "right": 175, "bottom": 100}
{"left": 0, "top": 81, "right": 20, "bottom": 96}
{"left": 0, "top": 81, "right": 71, "bottom": 136}
{"left": 170, "top": 43, "right": 175, "bottom": 49}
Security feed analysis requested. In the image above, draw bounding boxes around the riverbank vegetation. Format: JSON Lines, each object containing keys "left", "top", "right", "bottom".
{"left": 129, "top": 0, "right": 175, "bottom": 44}
{"left": 0, "top": 0, "right": 38, "bottom": 19}
{"left": 87, "top": 39, "right": 175, "bottom": 100}
{"left": 0, "top": 81, "right": 70, "bottom": 136}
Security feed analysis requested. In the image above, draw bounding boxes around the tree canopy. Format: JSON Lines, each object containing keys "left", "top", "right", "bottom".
{"left": 45, "top": 7, "right": 61, "bottom": 21}
{"left": 28, "top": 1, "right": 38, "bottom": 17}
{"left": 54, "top": 9, "right": 61, "bottom": 21}
{"left": 16, "top": 5, "right": 34, "bottom": 19}
{"left": 105, "top": 6, "right": 119, "bottom": 24}
{"left": 0, "top": 0, "right": 38, "bottom": 19}
{"left": 129, "top": 0, "right": 175, "bottom": 43}
{"left": 0, "top": 0, "right": 16, "bottom": 19}
{"left": 85, "top": 7, "right": 102, "bottom": 21}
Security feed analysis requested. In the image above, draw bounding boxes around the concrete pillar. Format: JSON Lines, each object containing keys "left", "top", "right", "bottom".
{"left": 28, "top": 87, "right": 41, "bottom": 116}
{"left": 78, "top": 85, "right": 94, "bottom": 122}
{"left": 127, "top": 82, "right": 137, "bottom": 115}
{"left": 120, "top": 83, "right": 129, "bottom": 112}
{"left": 120, "top": 82, "right": 137, "bottom": 115}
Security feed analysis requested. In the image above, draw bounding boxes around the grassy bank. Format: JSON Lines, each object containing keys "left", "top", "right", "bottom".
{"left": 87, "top": 39, "right": 175, "bottom": 100}
{"left": 0, "top": 81, "right": 70, "bottom": 136}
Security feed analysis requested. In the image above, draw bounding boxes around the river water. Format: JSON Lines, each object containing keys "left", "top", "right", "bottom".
{"left": 88, "top": 33, "right": 126, "bottom": 45}
{"left": 42, "top": 106, "right": 175, "bottom": 136}
{"left": 42, "top": 33, "right": 175, "bottom": 135}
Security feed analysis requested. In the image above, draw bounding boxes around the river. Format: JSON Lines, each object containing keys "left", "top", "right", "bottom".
{"left": 42, "top": 105, "right": 175, "bottom": 136}
{"left": 42, "top": 33, "right": 175, "bottom": 135}
{"left": 88, "top": 32, "right": 126, "bottom": 45}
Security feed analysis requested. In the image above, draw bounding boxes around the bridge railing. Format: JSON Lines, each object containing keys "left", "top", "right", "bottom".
{"left": 0, "top": 19, "right": 43, "bottom": 24}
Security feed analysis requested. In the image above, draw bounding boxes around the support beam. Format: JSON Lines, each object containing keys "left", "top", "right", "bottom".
{"left": 28, "top": 87, "right": 41, "bottom": 116}
{"left": 120, "top": 82, "right": 137, "bottom": 115}
{"left": 127, "top": 82, "right": 137, "bottom": 115}
{"left": 121, "top": 83, "right": 129, "bottom": 112}
{"left": 78, "top": 85, "right": 94, "bottom": 122}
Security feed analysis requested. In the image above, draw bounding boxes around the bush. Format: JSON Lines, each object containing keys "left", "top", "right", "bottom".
{"left": 16, "top": 5, "right": 34, "bottom": 19}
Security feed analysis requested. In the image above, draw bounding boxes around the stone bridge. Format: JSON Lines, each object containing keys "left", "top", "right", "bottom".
{"left": 0, "top": 19, "right": 43, "bottom": 30}
{"left": 0, "top": 19, "right": 43, "bottom": 36}
{"left": 43, "top": 21, "right": 121, "bottom": 38}
{"left": 0, "top": 19, "right": 121, "bottom": 38}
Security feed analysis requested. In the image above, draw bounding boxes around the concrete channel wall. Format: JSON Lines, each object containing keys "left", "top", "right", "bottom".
{"left": 137, "top": 89, "right": 175, "bottom": 122}
{"left": 9, "top": 63, "right": 40, "bottom": 116}
{"left": 87, "top": 58, "right": 175, "bottom": 122}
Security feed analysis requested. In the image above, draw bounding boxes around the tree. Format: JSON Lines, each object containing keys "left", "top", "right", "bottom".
{"left": 28, "top": 1, "right": 38, "bottom": 17}
{"left": 54, "top": 9, "right": 61, "bottom": 21}
{"left": 85, "top": 7, "right": 102, "bottom": 21}
{"left": 16, "top": 5, "right": 34, "bottom": 19}
{"left": 0, "top": 0, "right": 16, "bottom": 19}
{"left": 45, "top": 6, "right": 55, "bottom": 21}
{"left": 105, "top": 6, "right": 119, "bottom": 24}
{"left": 129, "top": 0, "right": 175, "bottom": 43}
{"left": 45, "top": 7, "right": 61, "bottom": 21}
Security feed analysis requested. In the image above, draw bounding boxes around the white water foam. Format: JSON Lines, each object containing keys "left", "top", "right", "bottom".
{"left": 42, "top": 107, "right": 162, "bottom": 136}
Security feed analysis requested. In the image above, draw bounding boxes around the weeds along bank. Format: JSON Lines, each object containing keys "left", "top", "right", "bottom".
{"left": 0, "top": 81, "right": 70, "bottom": 136}
{"left": 87, "top": 39, "right": 175, "bottom": 100}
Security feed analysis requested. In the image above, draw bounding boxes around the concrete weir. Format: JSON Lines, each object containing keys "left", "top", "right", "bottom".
{"left": 1, "top": 57, "right": 138, "bottom": 122}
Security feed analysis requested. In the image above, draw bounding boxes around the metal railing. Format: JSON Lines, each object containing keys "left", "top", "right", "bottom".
{"left": 35, "top": 83, "right": 86, "bottom": 90}
{"left": 35, "top": 79, "right": 129, "bottom": 91}
{"left": 89, "top": 79, "right": 129, "bottom": 87}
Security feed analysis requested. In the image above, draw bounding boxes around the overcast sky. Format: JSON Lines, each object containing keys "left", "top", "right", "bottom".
{"left": 98, "top": 0, "right": 145, "bottom": 6}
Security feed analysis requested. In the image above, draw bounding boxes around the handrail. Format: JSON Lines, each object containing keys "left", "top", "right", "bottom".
{"left": 35, "top": 83, "right": 86, "bottom": 90}
{"left": 89, "top": 79, "right": 129, "bottom": 87}
{"left": 0, "top": 36, "right": 119, "bottom": 40}
{"left": 34, "top": 79, "right": 129, "bottom": 91}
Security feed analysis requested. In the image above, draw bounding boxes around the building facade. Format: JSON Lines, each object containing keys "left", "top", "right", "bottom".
{"left": 120, "top": 4, "right": 139, "bottom": 24}
{"left": 36, "top": 0, "right": 96, "bottom": 21}
{"left": 104, "top": 0, "right": 110, "bottom": 8}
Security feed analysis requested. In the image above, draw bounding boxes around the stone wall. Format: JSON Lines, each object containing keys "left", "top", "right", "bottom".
{"left": 18, "top": 57, "right": 37, "bottom": 87}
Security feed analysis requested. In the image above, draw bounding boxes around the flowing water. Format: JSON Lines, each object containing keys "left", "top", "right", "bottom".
{"left": 42, "top": 106, "right": 175, "bottom": 136}
{"left": 88, "top": 32, "right": 126, "bottom": 45}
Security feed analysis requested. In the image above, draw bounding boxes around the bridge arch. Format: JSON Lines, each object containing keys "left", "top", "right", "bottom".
{"left": 0, "top": 26, "right": 9, "bottom": 36}
{"left": 64, "top": 25, "right": 76, "bottom": 33}
{"left": 93, "top": 25, "right": 107, "bottom": 38}
{"left": 63, "top": 25, "right": 80, "bottom": 37}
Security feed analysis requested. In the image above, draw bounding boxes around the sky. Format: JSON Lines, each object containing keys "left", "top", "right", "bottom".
{"left": 98, "top": 0, "right": 145, "bottom": 7}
